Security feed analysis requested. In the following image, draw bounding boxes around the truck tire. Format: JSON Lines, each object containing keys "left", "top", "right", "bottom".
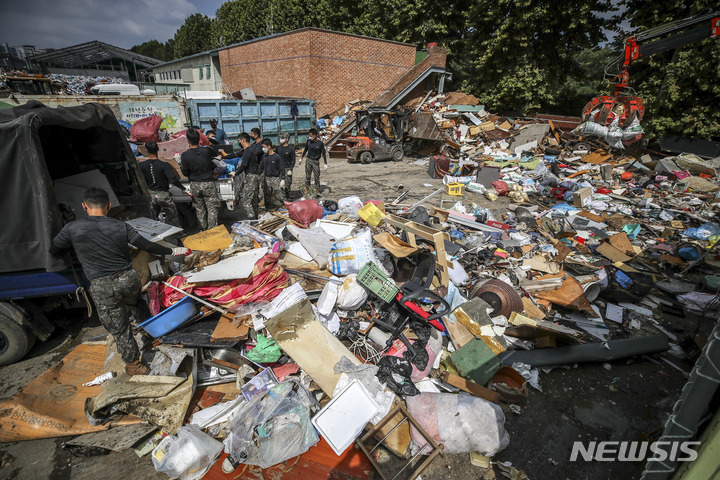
{"left": 391, "top": 146, "right": 404, "bottom": 161}
{"left": 359, "top": 151, "right": 373, "bottom": 164}
{"left": 0, "top": 311, "right": 36, "bottom": 366}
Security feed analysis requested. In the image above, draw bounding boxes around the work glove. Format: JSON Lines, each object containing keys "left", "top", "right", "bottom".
{"left": 183, "top": 186, "right": 192, "bottom": 196}
{"left": 298, "top": 158, "right": 303, "bottom": 166}
{"left": 287, "top": 169, "right": 293, "bottom": 176}
{"left": 324, "top": 164, "right": 328, "bottom": 170}
{"left": 280, "top": 180, "right": 286, "bottom": 188}
{"left": 172, "top": 247, "right": 191, "bottom": 256}
{"left": 228, "top": 171, "right": 236, "bottom": 177}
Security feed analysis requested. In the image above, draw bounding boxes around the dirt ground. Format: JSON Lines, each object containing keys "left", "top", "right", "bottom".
{"left": 0, "top": 155, "right": 698, "bottom": 479}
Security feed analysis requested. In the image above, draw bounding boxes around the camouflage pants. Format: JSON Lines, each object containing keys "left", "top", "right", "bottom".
{"left": 305, "top": 158, "right": 321, "bottom": 188}
{"left": 285, "top": 169, "right": 293, "bottom": 198}
{"left": 242, "top": 173, "right": 261, "bottom": 220}
{"left": 89, "top": 268, "right": 144, "bottom": 363}
{"left": 263, "top": 176, "right": 286, "bottom": 210}
{"left": 189, "top": 181, "right": 221, "bottom": 230}
{"left": 149, "top": 190, "right": 180, "bottom": 227}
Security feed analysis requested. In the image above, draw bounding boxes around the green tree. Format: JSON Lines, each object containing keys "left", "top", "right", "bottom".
{"left": 619, "top": 0, "right": 720, "bottom": 140}
{"left": 456, "top": 0, "right": 616, "bottom": 114}
{"left": 213, "top": 0, "right": 270, "bottom": 46}
{"left": 130, "top": 39, "right": 173, "bottom": 61}
{"left": 173, "top": 13, "right": 215, "bottom": 58}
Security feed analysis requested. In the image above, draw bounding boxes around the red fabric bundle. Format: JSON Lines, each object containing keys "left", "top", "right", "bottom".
{"left": 285, "top": 199, "right": 323, "bottom": 227}
{"left": 161, "top": 253, "right": 289, "bottom": 310}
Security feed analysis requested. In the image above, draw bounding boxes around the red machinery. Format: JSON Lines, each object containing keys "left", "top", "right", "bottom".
{"left": 582, "top": 11, "right": 720, "bottom": 129}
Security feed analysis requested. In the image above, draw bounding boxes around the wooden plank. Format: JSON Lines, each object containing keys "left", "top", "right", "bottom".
{"left": 436, "top": 371, "right": 500, "bottom": 404}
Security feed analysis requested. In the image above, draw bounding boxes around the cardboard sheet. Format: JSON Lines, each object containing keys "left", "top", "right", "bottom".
{"left": 185, "top": 247, "right": 268, "bottom": 283}
{"left": 608, "top": 232, "right": 635, "bottom": 256}
{"left": 373, "top": 232, "right": 418, "bottom": 258}
{"left": 182, "top": 225, "right": 234, "bottom": 252}
{"left": 264, "top": 299, "right": 360, "bottom": 396}
{"left": 596, "top": 242, "right": 632, "bottom": 263}
{"left": 0, "top": 344, "right": 139, "bottom": 442}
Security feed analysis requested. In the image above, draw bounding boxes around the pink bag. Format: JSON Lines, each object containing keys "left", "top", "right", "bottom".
{"left": 129, "top": 115, "right": 162, "bottom": 142}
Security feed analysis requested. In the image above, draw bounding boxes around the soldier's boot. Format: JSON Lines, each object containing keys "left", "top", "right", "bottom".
{"left": 125, "top": 360, "right": 150, "bottom": 376}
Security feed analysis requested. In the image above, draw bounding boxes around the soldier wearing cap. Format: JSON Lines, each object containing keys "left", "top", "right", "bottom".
{"left": 209, "top": 118, "right": 228, "bottom": 145}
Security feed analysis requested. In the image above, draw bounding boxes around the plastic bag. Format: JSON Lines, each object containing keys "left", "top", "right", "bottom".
{"left": 285, "top": 199, "right": 323, "bottom": 227}
{"left": 129, "top": 115, "right": 162, "bottom": 143}
{"left": 683, "top": 222, "right": 720, "bottom": 241}
{"left": 224, "top": 379, "right": 319, "bottom": 469}
{"left": 336, "top": 274, "right": 368, "bottom": 310}
{"left": 337, "top": 195, "right": 363, "bottom": 219}
{"left": 491, "top": 181, "right": 509, "bottom": 195}
{"left": 152, "top": 425, "right": 224, "bottom": 480}
{"left": 329, "top": 228, "right": 380, "bottom": 276}
{"left": 406, "top": 392, "right": 510, "bottom": 456}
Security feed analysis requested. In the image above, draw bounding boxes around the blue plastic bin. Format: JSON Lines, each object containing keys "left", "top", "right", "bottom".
{"left": 138, "top": 296, "right": 199, "bottom": 338}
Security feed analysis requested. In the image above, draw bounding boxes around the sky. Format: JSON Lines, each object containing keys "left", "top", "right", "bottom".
{"left": 0, "top": 0, "right": 226, "bottom": 51}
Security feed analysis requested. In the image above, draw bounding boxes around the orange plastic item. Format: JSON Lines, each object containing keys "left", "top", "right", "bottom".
{"left": 621, "top": 172, "right": 633, "bottom": 181}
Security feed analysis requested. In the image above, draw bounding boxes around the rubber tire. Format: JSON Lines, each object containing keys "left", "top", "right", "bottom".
{"left": 0, "top": 312, "right": 36, "bottom": 366}
{"left": 391, "top": 146, "right": 404, "bottom": 161}
{"left": 359, "top": 151, "right": 373, "bottom": 164}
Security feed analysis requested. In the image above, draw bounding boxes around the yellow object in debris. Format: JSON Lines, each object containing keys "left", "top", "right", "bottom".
{"left": 357, "top": 202, "right": 386, "bottom": 227}
{"left": 444, "top": 183, "right": 464, "bottom": 196}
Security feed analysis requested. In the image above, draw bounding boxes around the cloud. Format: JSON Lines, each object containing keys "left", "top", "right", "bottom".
{"left": 0, "top": 0, "right": 199, "bottom": 50}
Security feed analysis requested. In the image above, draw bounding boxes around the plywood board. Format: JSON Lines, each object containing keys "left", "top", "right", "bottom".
{"left": 596, "top": 242, "right": 632, "bottom": 263}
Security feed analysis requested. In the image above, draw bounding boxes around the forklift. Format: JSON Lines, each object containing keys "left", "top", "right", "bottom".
{"left": 346, "top": 107, "right": 409, "bottom": 164}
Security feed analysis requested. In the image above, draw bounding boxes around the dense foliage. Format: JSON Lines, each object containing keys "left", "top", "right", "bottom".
{"left": 131, "top": 0, "right": 719, "bottom": 140}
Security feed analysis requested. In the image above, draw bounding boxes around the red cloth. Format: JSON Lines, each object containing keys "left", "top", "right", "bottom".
{"left": 171, "top": 128, "right": 211, "bottom": 146}
{"left": 161, "top": 253, "right": 289, "bottom": 310}
{"left": 491, "top": 180, "right": 509, "bottom": 195}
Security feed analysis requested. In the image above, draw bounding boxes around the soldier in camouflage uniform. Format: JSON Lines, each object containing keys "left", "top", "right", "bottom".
{"left": 276, "top": 132, "right": 296, "bottom": 199}
{"left": 51, "top": 188, "right": 189, "bottom": 375}
{"left": 139, "top": 141, "right": 186, "bottom": 227}
{"left": 299, "top": 128, "right": 328, "bottom": 192}
{"left": 260, "top": 138, "right": 286, "bottom": 210}
{"left": 180, "top": 129, "right": 221, "bottom": 229}
{"left": 189, "top": 181, "right": 221, "bottom": 229}
{"left": 236, "top": 132, "right": 263, "bottom": 219}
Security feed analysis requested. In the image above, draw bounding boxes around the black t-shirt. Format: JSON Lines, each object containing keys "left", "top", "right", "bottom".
{"left": 51, "top": 216, "right": 171, "bottom": 281}
{"left": 276, "top": 144, "right": 296, "bottom": 170}
{"left": 238, "top": 142, "right": 263, "bottom": 175}
{"left": 180, "top": 146, "right": 216, "bottom": 182}
{"left": 302, "top": 138, "right": 326, "bottom": 162}
{"left": 140, "top": 159, "right": 179, "bottom": 191}
{"left": 261, "top": 153, "right": 285, "bottom": 177}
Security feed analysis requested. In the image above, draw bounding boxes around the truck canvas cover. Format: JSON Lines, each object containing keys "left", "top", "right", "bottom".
{"left": 0, "top": 100, "right": 149, "bottom": 274}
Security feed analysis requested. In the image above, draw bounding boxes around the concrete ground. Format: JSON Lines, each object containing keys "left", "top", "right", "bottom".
{"left": 0, "top": 154, "right": 695, "bottom": 479}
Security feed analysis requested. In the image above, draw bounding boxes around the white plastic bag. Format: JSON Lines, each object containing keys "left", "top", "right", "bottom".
{"left": 337, "top": 196, "right": 363, "bottom": 219}
{"left": 152, "top": 425, "right": 224, "bottom": 480}
{"left": 329, "top": 228, "right": 380, "bottom": 276}
{"left": 336, "top": 274, "right": 368, "bottom": 310}
{"left": 406, "top": 392, "right": 510, "bottom": 456}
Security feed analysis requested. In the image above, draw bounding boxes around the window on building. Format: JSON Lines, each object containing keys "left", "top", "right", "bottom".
{"left": 198, "top": 66, "right": 203, "bottom": 80}
{"left": 205, "top": 64, "right": 211, "bottom": 78}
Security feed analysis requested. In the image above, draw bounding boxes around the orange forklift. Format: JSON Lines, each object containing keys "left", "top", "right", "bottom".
{"left": 346, "top": 107, "right": 408, "bottom": 164}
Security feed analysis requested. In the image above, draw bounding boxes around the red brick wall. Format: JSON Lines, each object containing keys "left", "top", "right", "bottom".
{"left": 219, "top": 29, "right": 416, "bottom": 116}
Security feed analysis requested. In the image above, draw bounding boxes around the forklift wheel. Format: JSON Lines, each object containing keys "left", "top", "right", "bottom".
{"left": 359, "top": 151, "right": 373, "bottom": 164}
{"left": 390, "top": 146, "right": 404, "bottom": 161}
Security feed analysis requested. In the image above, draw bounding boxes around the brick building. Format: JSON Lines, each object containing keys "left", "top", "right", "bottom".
{"left": 219, "top": 28, "right": 418, "bottom": 116}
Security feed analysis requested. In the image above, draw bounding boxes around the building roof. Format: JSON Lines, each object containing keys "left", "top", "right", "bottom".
{"left": 30, "top": 41, "right": 161, "bottom": 68}
{"left": 219, "top": 27, "right": 416, "bottom": 52}
{"left": 151, "top": 49, "right": 220, "bottom": 69}
{"left": 149, "top": 27, "right": 414, "bottom": 71}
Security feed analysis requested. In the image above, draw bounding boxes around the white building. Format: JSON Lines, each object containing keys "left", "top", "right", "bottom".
{"left": 151, "top": 49, "right": 222, "bottom": 91}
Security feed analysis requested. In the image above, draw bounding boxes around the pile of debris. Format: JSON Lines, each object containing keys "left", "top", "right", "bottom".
{"left": 47, "top": 73, "right": 124, "bottom": 95}
{"left": 1, "top": 122, "right": 719, "bottom": 478}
